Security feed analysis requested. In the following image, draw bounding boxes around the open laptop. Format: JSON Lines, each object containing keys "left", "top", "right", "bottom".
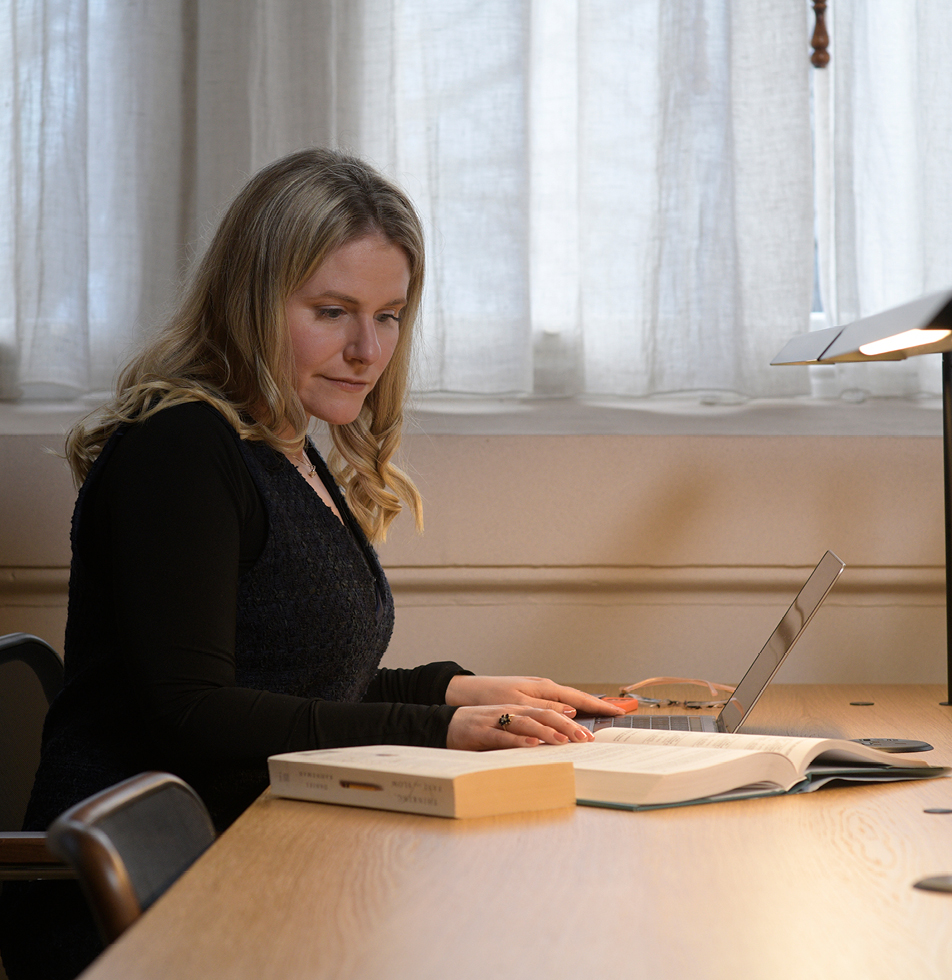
{"left": 579, "top": 550, "right": 845, "bottom": 735}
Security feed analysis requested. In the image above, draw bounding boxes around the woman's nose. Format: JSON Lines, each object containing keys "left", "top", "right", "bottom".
{"left": 345, "top": 315, "right": 382, "bottom": 364}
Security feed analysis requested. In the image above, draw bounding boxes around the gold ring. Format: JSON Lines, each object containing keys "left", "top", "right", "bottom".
{"left": 498, "top": 713, "right": 513, "bottom": 729}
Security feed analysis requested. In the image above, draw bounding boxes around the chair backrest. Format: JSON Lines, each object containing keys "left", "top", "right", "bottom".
{"left": 46, "top": 772, "right": 216, "bottom": 944}
{"left": 0, "top": 633, "right": 64, "bottom": 831}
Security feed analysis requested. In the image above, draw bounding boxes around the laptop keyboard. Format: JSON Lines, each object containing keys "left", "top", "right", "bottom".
{"left": 608, "top": 714, "right": 711, "bottom": 731}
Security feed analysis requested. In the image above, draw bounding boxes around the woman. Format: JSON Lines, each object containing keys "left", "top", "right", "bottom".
{"left": 0, "top": 149, "right": 619, "bottom": 979}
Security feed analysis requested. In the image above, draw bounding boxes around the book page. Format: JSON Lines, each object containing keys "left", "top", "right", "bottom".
{"left": 532, "top": 741, "right": 802, "bottom": 804}
{"left": 530, "top": 740, "right": 790, "bottom": 777}
{"left": 590, "top": 727, "right": 934, "bottom": 775}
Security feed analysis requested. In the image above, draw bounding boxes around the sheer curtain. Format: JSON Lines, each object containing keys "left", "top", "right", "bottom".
{"left": 814, "top": 0, "right": 952, "bottom": 399}
{"left": 3, "top": 0, "right": 888, "bottom": 404}
{"left": 357, "top": 0, "right": 816, "bottom": 398}
{"left": 2, "top": 1, "right": 188, "bottom": 398}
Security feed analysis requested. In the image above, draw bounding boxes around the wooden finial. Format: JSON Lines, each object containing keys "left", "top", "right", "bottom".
{"left": 811, "top": 1, "right": 830, "bottom": 68}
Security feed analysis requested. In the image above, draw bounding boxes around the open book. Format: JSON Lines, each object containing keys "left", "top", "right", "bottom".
{"left": 535, "top": 728, "right": 948, "bottom": 810}
{"left": 268, "top": 744, "right": 575, "bottom": 818}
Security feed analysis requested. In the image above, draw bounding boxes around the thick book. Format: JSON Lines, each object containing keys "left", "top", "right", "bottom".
{"left": 268, "top": 744, "right": 576, "bottom": 819}
{"left": 535, "top": 728, "right": 948, "bottom": 810}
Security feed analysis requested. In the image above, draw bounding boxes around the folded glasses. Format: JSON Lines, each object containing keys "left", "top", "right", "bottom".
{"left": 617, "top": 676, "right": 737, "bottom": 710}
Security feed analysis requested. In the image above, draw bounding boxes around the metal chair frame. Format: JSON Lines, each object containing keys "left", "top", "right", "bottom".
{"left": 46, "top": 771, "right": 216, "bottom": 943}
{"left": 0, "top": 633, "right": 70, "bottom": 880}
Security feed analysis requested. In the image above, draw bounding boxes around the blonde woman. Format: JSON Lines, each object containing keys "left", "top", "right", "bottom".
{"left": 1, "top": 149, "right": 617, "bottom": 980}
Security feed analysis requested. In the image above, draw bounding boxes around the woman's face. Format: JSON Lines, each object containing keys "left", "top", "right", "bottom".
{"left": 285, "top": 232, "right": 410, "bottom": 425}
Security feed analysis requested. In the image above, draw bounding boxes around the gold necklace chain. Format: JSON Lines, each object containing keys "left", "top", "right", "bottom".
{"left": 289, "top": 447, "right": 316, "bottom": 478}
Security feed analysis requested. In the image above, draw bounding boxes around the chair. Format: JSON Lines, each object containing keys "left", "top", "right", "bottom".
{"left": 0, "top": 632, "right": 71, "bottom": 880}
{"left": 46, "top": 771, "right": 216, "bottom": 944}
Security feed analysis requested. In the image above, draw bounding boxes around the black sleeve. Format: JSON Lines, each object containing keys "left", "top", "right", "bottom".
{"left": 95, "top": 402, "right": 460, "bottom": 760}
{"left": 363, "top": 662, "right": 474, "bottom": 705}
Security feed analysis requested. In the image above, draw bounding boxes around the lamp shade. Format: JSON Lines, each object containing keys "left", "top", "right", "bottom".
{"left": 772, "top": 289, "right": 952, "bottom": 365}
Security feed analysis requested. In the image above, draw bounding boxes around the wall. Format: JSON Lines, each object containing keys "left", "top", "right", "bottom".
{"left": 0, "top": 433, "right": 77, "bottom": 649}
{"left": 1, "top": 406, "right": 944, "bottom": 687}
{"left": 377, "top": 431, "right": 944, "bottom": 685}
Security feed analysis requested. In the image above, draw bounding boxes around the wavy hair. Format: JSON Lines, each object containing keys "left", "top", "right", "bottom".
{"left": 66, "top": 148, "right": 424, "bottom": 542}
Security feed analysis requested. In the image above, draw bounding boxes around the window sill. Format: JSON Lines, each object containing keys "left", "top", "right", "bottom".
{"left": 406, "top": 393, "right": 944, "bottom": 437}
{"left": 0, "top": 393, "right": 943, "bottom": 438}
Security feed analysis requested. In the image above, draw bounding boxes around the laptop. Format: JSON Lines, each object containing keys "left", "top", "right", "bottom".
{"left": 579, "top": 550, "right": 845, "bottom": 735}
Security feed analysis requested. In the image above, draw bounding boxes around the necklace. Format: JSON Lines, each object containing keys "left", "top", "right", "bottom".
{"left": 289, "top": 447, "right": 316, "bottom": 478}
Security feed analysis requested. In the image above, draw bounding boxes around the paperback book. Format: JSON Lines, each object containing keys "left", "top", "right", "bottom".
{"left": 269, "top": 743, "right": 576, "bottom": 819}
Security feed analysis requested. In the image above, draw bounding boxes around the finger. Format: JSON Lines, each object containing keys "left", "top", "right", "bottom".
{"left": 523, "top": 689, "right": 626, "bottom": 716}
{"left": 554, "top": 686, "right": 627, "bottom": 715}
{"left": 474, "top": 713, "right": 545, "bottom": 749}
{"left": 506, "top": 708, "right": 595, "bottom": 744}
{"left": 482, "top": 729, "right": 544, "bottom": 749}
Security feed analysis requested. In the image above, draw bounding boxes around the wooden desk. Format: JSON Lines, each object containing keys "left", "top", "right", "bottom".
{"left": 80, "top": 686, "right": 952, "bottom": 980}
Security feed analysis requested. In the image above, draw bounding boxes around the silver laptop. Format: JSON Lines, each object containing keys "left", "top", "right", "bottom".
{"left": 580, "top": 550, "right": 845, "bottom": 735}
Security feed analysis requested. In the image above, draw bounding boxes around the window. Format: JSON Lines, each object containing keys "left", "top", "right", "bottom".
{"left": 3, "top": 1, "right": 950, "bottom": 407}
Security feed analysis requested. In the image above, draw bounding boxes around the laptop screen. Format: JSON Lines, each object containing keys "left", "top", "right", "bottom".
{"left": 716, "top": 550, "right": 845, "bottom": 733}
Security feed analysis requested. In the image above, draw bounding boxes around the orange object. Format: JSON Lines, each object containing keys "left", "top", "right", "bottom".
{"left": 598, "top": 697, "right": 638, "bottom": 713}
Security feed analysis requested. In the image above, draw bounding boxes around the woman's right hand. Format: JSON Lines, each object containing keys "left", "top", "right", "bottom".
{"left": 445, "top": 704, "right": 595, "bottom": 751}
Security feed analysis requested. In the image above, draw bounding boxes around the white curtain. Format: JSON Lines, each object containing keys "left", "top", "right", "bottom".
{"left": 1, "top": 1, "right": 862, "bottom": 402}
{"left": 2, "top": 1, "right": 188, "bottom": 398}
{"left": 815, "top": 0, "right": 952, "bottom": 399}
{"left": 359, "top": 0, "right": 816, "bottom": 398}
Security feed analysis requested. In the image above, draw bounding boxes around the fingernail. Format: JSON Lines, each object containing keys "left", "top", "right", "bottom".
{"left": 563, "top": 707, "right": 577, "bottom": 715}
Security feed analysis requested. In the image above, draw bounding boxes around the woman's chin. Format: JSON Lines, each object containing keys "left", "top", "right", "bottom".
{"left": 305, "top": 404, "right": 365, "bottom": 427}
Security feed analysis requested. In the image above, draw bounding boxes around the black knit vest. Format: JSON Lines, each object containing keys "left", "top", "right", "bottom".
{"left": 186, "top": 436, "right": 396, "bottom": 826}
{"left": 233, "top": 436, "right": 394, "bottom": 702}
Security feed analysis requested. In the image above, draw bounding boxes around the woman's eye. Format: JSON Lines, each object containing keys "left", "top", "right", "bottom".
{"left": 316, "top": 307, "right": 346, "bottom": 320}
{"left": 377, "top": 312, "right": 401, "bottom": 325}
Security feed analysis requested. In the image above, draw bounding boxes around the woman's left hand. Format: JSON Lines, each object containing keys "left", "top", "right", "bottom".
{"left": 444, "top": 675, "right": 624, "bottom": 717}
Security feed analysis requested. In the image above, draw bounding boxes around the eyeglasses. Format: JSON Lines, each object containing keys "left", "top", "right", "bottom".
{"left": 617, "top": 676, "right": 736, "bottom": 710}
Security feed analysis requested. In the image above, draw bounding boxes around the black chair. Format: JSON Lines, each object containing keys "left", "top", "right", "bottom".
{"left": 46, "top": 771, "right": 216, "bottom": 944}
{"left": 0, "top": 633, "right": 71, "bottom": 879}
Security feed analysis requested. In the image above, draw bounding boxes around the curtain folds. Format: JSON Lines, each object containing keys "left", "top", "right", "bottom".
{"left": 3, "top": 1, "right": 947, "bottom": 403}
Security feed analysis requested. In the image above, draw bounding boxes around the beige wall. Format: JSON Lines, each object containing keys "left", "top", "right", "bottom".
{"left": 1, "top": 428, "right": 945, "bottom": 686}
{"left": 0, "top": 434, "right": 77, "bottom": 648}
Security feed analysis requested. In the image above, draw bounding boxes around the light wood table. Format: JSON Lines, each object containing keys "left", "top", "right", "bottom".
{"left": 79, "top": 686, "right": 952, "bottom": 980}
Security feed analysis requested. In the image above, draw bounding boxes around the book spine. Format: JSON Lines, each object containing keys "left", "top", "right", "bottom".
{"left": 268, "top": 758, "right": 459, "bottom": 817}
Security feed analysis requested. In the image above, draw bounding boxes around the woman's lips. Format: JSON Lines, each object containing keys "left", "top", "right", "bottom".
{"left": 323, "top": 376, "right": 368, "bottom": 392}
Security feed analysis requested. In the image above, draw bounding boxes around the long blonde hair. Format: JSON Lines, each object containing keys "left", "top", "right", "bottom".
{"left": 66, "top": 148, "right": 424, "bottom": 542}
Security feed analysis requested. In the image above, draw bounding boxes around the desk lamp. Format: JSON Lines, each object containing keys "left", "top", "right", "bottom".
{"left": 771, "top": 289, "right": 952, "bottom": 704}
